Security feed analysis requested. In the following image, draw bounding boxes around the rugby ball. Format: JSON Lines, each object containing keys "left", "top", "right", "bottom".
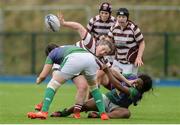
{"left": 44, "top": 14, "right": 60, "bottom": 32}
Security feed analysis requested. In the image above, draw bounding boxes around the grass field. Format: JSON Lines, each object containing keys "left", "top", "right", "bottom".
{"left": 0, "top": 83, "right": 180, "bottom": 124}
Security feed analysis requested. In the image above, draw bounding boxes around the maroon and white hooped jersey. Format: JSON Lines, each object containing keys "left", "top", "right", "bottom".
{"left": 108, "top": 20, "right": 144, "bottom": 64}
{"left": 75, "top": 32, "right": 96, "bottom": 54}
{"left": 87, "top": 15, "right": 116, "bottom": 40}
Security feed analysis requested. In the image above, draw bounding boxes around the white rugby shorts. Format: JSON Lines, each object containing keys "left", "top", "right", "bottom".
{"left": 58, "top": 52, "right": 99, "bottom": 81}
{"left": 112, "top": 60, "right": 138, "bottom": 75}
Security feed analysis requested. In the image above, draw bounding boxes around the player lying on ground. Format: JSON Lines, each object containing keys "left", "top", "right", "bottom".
{"left": 27, "top": 14, "right": 116, "bottom": 120}
{"left": 50, "top": 65, "right": 153, "bottom": 119}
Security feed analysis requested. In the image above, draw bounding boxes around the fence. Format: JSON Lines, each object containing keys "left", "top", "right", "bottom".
{"left": 0, "top": 32, "right": 179, "bottom": 78}
{"left": 0, "top": 5, "right": 180, "bottom": 78}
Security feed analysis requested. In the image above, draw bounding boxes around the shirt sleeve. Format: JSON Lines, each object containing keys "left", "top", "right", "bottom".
{"left": 82, "top": 32, "right": 96, "bottom": 53}
{"left": 129, "top": 87, "right": 138, "bottom": 99}
{"left": 45, "top": 56, "right": 53, "bottom": 64}
{"left": 87, "top": 18, "right": 94, "bottom": 32}
{"left": 108, "top": 26, "right": 114, "bottom": 39}
{"left": 133, "top": 25, "right": 144, "bottom": 44}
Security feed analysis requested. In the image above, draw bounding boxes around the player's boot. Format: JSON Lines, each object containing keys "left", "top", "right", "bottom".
{"left": 100, "top": 112, "right": 109, "bottom": 120}
{"left": 27, "top": 111, "right": 48, "bottom": 119}
{"left": 73, "top": 112, "right": 81, "bottom": 119}
{"left": 34, "top": 102, "right": 43, "bottom": 111}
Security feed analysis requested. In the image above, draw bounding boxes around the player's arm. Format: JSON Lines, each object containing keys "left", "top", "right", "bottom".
{"left": 36, "top": 64, "right": 52, "bottom": 84}
{"left": 110, "top": 68, "right": 133, "bottom": 86}
{"left": 134, "top": 26, "right": 145, "bottom": 67}
{"left": 57, "top": 13, "right": 87, "bottom": 40}
{"left": 36, "top": 57, "right": 53, "bottom": 84}
{"left": 135, "top": 40, "right": 145, "bottom": 67}
{"left": 103, "top": 67, "right": 130, "bottom": 95}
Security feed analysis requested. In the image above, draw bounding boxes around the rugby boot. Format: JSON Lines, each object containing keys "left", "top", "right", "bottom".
{"left": 34, "top": 102, "right": 43, "bottom": 111}
{"left": 73, "top": 112, "right": 81, "bottom": 119}
{"left": 27, "top": 111, "right": 48, "bottom": 119}
{"left": 100, "top": 112, "right": 109, "bottom": 120}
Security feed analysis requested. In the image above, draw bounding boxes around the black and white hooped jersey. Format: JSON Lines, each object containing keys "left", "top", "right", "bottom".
{"left": 87, "top": 15, "right": 116, "bottom": 40}
{"left": 108, "top": 20, "right": 144, "bottom": 64}
{"left": 75, "top": 32, "right": 96, "bottom": 54}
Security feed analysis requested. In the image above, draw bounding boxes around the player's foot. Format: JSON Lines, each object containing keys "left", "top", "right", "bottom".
{"left": 100, "top": 112, "right": 109, "bottom": 120}
{"left": 87, "top": 111, "right": 99, "bottom": 118}
{"left": 27, "top": 111, "right": 48, "bottom": 119}
{"left": 35, "top": 102, "right": 43, "bottom": 111}
{"left": 73, "top": 112, "right": 81, "bottom": 119}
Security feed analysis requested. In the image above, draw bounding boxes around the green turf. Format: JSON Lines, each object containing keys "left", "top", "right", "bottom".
{"left": 0, "top": 83, "right": 180, "bottom": 124}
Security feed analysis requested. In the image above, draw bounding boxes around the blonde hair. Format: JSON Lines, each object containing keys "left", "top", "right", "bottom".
{"left": 98, "top": 35, "right": 116, "bottom": 55}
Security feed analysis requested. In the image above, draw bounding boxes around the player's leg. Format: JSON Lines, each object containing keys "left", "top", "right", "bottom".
{"left": 41, "top": 71, "right": 65, "bottom": 112}
{"left": 27, "top": 71, "right": 66, "bottom": 119}
{"left": 86, "top": 69, "right": 107, "bottom": 99}
{"left": 107, "top": 107, "right": 131, "bottom": 118}
{"left": 86, "top": 79, "right": 108, "bottom": 120}
{"left": 84, "top": 53, "right": 109, "bottom": 120}
{"left": 101, "top": 95, "right": 130, "bottom": 119}
{"left": 34, "top": 64, "right": 61, "bottom": 111}
{"left": 72, "top": 75, "right": 88, "bottom": 118}
{"left": 50, "top": 98, "right": 97, "bottom": 117}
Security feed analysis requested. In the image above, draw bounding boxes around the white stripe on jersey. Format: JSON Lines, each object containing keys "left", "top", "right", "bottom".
{"left": 113, "top": 29, "right": 134, "bottom": 35}
{"left": 76, "top": 32, "right": 96, "bottom": 54}
{"left": 117, "top": 49, "right": 129, "bottom": 53}
{"left": 109, "top": 21, "right": 144, "bottom": 64}
{"left": 114, "top": 37, "right": 134, "bottom": 42}
{"left": 87, "top": 15, "right": 116, "bottom": 39}
{"left": 134, "top": 28, "right": 141, "bottom": 35}
{"left": 94, "top": 22, "right": 114, "bottom": 27}
{"left": 136, "top": 34, "right": 143, "bottom": 41}
{"left": 94, "top": 29, "right": 110, "bottom": 34}
{"left": 83, "top": 33, "right": 92, "bottom": 45}
{"left": 117, "top": 54, "right": 127, "bottom": 59}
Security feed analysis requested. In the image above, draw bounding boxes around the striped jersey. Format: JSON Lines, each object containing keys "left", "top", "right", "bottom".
{"left": 87, "top": 15, "right": 116, "bottom": 40}
{"left": 108, "top": 20, "right": 144, "bottom": 64}
{"left": 75, "top": 32, "right": 104, "bottom": 68}
{"left": 75, "top": 32, "right": 96, "bottom": 54}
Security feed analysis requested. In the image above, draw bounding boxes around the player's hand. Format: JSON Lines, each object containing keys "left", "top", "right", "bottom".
{"left": 57, "top": 12, "right": 64, "bottom": 26}
{"left": 134, "top": 56, "right": 143, "bottom": 67}
{"left": 126, "top": 80, "right": 136, "bottom": 87}
{"left": 36, "top": 77, "right": 45, "bottom": 85}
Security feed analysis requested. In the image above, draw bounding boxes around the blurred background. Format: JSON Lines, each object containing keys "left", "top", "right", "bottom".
{"left": 0, "top": 0, "right": 180, "bottom": 81}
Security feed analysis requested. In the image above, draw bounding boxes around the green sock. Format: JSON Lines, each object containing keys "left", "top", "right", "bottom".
{"left": 42, "top": 87, "right": 55, "bottom": 112}
{"left": 90, "top": 88, "right": 105, "bottom": 114}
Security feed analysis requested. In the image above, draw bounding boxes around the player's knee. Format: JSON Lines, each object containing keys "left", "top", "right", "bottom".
{"left": 76, "top": 82, "right": 88, "bottom": 92}
{"left": 47, "top": 79, "right": 61, "bottom": 91}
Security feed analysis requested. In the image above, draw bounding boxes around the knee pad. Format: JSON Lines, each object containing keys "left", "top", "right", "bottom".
{"left": 47, "top": 79, "right": 61, "bottom": 92}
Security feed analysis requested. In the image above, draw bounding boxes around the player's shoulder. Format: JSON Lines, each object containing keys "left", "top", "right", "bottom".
{"left": 110, "top": 22, "right": 119, "bottom": 30}
{"left": 128, "top": 20, "right": 138, "bottom": 30}
{"left": 110, "top": 15, "right": 116, "bottom": 22}
{"left": 90, "top": 15, "right": 100, "bottom": 22}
